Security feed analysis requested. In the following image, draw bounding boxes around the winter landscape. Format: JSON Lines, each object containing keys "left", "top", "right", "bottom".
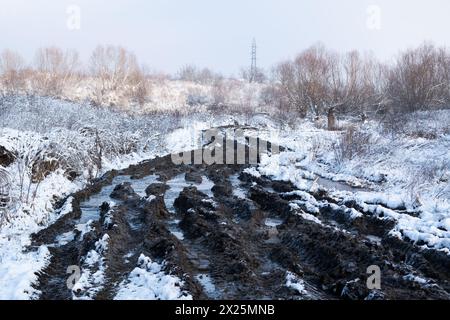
{"left": 0, "top": 1, "right": 449, "bottom": 301}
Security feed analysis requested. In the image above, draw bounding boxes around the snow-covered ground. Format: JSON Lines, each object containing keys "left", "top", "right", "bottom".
{"left": 114, "top": 254, "right": 192, "bottom": 300}
{"left": 250, "top": 111, "right": 450, "bottom": 254}
{"left": 0, "top": 94, "right": 449, "bottom": 299}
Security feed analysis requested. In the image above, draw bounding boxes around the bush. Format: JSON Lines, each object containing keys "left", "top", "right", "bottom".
{"left": 333, "top": 126, "right": 374, "bottom": 166}
{"left": 386, "top": 43, "right": 450, "bottom": 112}
{"left": 0, "top": 50, "right": 26, "bottom": 93}
{"left": 0, "top": 168, "right": 11, "bottom": 226}
{"left": 32, "top": 47, "right": 80, "bottom": 96}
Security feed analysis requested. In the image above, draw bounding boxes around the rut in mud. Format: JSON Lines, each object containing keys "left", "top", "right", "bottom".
{"left": 30, "top": 140, "right": 450, "bottom": 300}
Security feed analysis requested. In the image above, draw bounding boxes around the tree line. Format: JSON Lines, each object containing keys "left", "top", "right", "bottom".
{"left": 0, "top": 46, "right": 149, "bottom": 106}
{"left": 271, "top": 42, "right": 450, "bottom": 117}
{"left": 1, "top": 42, "right": 449, "bottom": 116}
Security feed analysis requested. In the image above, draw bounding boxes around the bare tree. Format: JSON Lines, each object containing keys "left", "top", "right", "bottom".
{"left": 127, "top": 64, "right": 151, "bottom": 107}
{"left": 275, "top": 44, "right": 336, "bottom": 117}
{"left": 177, "top": 64, "right": 219, "bottom": 85}
{"left": 90, "top": 45, "right": 148, "bottom": 105}
{"left": 274, "top": 44, "right": 387, "bottom": 118}
{"left": 339, "top": 51, "right": 383, "bottom": 115}
{"left": 32, "top": 47, "right": 80, "bottom": 96}
{"left": 240, "top": 67, "right": 266, "bottom": 83}
{"left": 90, "top": 45, "right": 140, "bottom": 90}
{"left": 177, "top": 64, "right": 198, "bottom": 82}
{"left": 386, "top": 43, "right": 450, "bottom": 112}
{"left": 0, "top": 49, "right": 26, "bottom": 93}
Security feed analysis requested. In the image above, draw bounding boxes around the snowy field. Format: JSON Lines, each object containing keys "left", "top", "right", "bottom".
{"left": 0, "top": 94, "right": 449, "bottom": 299}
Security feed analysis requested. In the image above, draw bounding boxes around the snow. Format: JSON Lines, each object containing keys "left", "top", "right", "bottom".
{"left": 195, "top": 274, "right": 218, "bottom": 298}
{"left": 403, "top": 274, "right": 429, "bottom": 285}
{"left": 55, "top": 231, "right": 76, "bottom": 246}
{"left": 252, "top": 111, "right": 450, "bottom": 253}
{"left": 75, "top": 221, "right": 94, "bottom": 241}
{"left": 285, "top": 271, "right": 307, "bottom": 295}
{"left": 0, "top": 168, "right": 79, "bottom": 299}
{"left": 114, "top": 254, "right": 192, "bottom": 300}
{"left": 0, "top": 245, "right": 50, "bottom": 300}
{"left": 229, "top": 174, "right": 247, "bottom": 199}
{"left": 265, "top": 218, "right": 283, "bottom": 227}
{"left": 72, "top": 234, "right": 110, "bottom": 300}
{"left": 165, "top": 121, "right": 209, "bottom": 154}
{"left": 243, "top": 167, "right": 261, "bottom": 178}
{"left": 355, "top": 192, "right": 406, "bottom": 210}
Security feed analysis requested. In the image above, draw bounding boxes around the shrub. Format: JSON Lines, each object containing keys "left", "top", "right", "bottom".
{"left": 333, "top": 126, "right": 374, "bottom": 166}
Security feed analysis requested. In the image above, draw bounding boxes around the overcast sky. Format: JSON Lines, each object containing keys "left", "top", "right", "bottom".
{"left": 1, "top": 0, "right": 449, "bottom": 75}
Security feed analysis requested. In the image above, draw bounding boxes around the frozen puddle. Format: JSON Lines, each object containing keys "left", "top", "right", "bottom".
{"left": 229, "top": 174, "right": 247, "bottom": 199}
{"left": 265, "top": 218, "right": 283, "bottom": 228}
{"left": 164, "top": 174, "right": 214, "bottom": 213}
{"left": 79, "top": 174, "right": 159, "bottom": 224}
{"left": 128, "top": 175, "right": 160, "bottom": 198}
{"left": 307, "top": 176, "right": 367, "bottom": 193}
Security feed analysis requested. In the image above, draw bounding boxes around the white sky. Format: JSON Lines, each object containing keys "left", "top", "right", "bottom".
{"left": 1, "top": 0, "right": 449, "bottom": 75}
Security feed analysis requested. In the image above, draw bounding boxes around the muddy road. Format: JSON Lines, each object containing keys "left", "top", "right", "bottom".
{"left": 30, "top": 139, "right": 450, "bottom": 300}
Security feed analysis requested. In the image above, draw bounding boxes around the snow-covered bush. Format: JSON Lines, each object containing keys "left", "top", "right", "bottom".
{"left": 332, "top": 125, "right": 376, "bottom": 168}
{"left": 0, "top": 95, "right": 188, "bottom": 224}
{"left": 0, "top": 168, "right": 11, "bottom": 225}
{"left": 31, "top": 47, "right": 80, "bottom": 97}
{"left": 0, "top": 50, "right": 27, "bottom": 94}
{"left": 386, "top": 43, "right": 450, "bottom": 113}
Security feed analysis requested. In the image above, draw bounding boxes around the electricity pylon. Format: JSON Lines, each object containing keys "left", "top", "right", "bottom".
{"left": 250, "top": 38, "right": 257, "bottom": 83}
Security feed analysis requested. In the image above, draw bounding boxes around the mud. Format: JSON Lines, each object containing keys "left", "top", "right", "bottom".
{"left": 0, "top": 145, "right": 14, "bottom": 167}
{"left": 30, "top": 141, "right": 450, "bottom": 300}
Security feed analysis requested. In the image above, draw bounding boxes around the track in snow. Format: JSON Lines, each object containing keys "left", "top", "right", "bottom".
{"left": 30, "top": 140, "right": 450, "bottom": 300}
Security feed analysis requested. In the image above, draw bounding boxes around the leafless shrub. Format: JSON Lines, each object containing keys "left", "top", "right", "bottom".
{"left": 186, "top": 87, "right": 209, "bottom": 106}
{"left": 90, "top": 46, "right": 135, "bottom": 91}
{"left": 240, "top": 66, "right": 267, "bottom": 83}
{"left": 310, "top": 136, "right": 324, "bottom": 161}
{"left": 274, "top": 44, "right": 387, "bottom": 118}
{"left": 90, "top": 45, "right": 150, "bottom": 106}
{"left": 177, "top": 65, "right": 220, "bottom": 85}
{"left": 380, "top": 108, "right": 406, "bottom": 136}
{"left": 260, "top": 85, "right": 286, "bottom": 109}
{"left": 0, "top": 42, "right": 447, "bottom": 118}
{"left": 0, "top": 50, "right": 27, "bottom": 93}
{"left": 32, "top": 47, "right": 80, "bottom": 96}
{"left": 211, "top": 78, "right": 232, "bottom": 106}
{"left": 333, "top": 126, "right": 374, "bottom": 166}
{"left": 386, "top": 43, "right": 450, "bottom": 112}
{"left": 0, "top": 168, "right": 12, "bottom": 226}
{"left": 177, "top": 65, "right": 198, "bottom": 82}
{"left": 381, "top": 107, "right": 450, "bottom": 139}
{"left": 275, "top": 44, "right": 342, "bottom": 117}
{"left": 406, "top": 160, "right": 450, "bottom": 203}
{"left": 126, "top": 67, "right": 151, "bottom": 107}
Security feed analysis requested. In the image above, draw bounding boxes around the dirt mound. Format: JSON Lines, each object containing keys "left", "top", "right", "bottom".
{"left": 0, "top": 146, "right": 14, "bottom": 167}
